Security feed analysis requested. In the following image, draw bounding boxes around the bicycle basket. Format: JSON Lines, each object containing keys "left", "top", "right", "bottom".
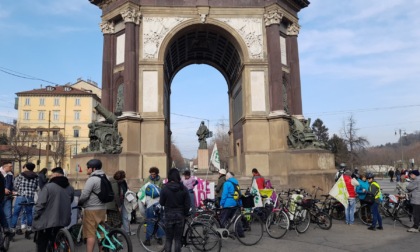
{"left": 242, "top": 195, "right": 255, "bottom": 208}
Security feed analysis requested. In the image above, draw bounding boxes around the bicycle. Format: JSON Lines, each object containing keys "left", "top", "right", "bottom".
{"left": 303, "top": 186, "right": 332, "bottom": 230}
{"left": 137, "top": 205, "right": 221, "bottom": 252}
{"left": 68, "top": 207, "right": 133, "bottom": 252}
{"left": 0, "top": 225, "right": 10, "bottom": 252}
{"left": 44, "top": 227, "right": 75, "bottom": 252}
{"left": 319, "top": 194, "right": 345, "bottom": 220}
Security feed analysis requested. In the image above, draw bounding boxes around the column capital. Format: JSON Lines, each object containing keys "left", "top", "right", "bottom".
{"left": 287, "top": 22, "right": 301, "bottom": 36}
{"left": 120, "top": 7, "right": 141, "bottom": 25}
{"left": 264, "top": 9, "right": 283, "bottom": 27}
{"left": 100, "top": 20, "right": 115, "bottom": 34}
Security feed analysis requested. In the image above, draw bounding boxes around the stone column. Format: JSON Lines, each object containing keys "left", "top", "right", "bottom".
{"left": 264, "top": 9, "right": 284, "bottom": 113}
{"left": 121, "top": 7, "right": 140, "bottom": 113}
{"left": 286, "top": 22, "right": 303, "bottom": 116}
{"left": 99, "top": 21, "right": 114, "bottom": 111}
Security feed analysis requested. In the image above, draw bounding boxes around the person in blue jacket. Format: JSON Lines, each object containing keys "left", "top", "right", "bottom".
{"left": 356, "top": 174, "right": 370, "bottom": 204}
{"left": 219, "top": 172, "right": 244, "bottom": 237}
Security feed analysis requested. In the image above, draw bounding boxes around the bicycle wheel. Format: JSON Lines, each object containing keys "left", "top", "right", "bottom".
{"left": 235, "top": 212, "right": 263, "bottom": 246}
{"left": 315, "top": 212, "right": 332, "bottom": 230}
{"left": 358, "top": 204, "right": 372, "bottom": 226}
{"left": 68, "top": 223, "right": 83, "bottom": 246}
{"left": 2, "top": 234, "right": 9, "bottom": 252}
{"left": 330, "top": 204, "right": 345, "bottom": 220}
{"left": 396, "top": 207, "right": 413, "bottom": 228}
{"left": 137, "top": 221, "right": 166, "bottom": 252}
{"left": 102, "top": 228, "right": 132, "bottom": 252}
{"left": 295, "top": 209, "right": 310, "bottom": 233}
{"left": 54, "top": 228, "right": 75, "bottom": 252}
{"left": 187, "top": 222, "right": 221, "bottom": 252}
{"left": 265, "top": 210, "right": 289, "bottom": 239}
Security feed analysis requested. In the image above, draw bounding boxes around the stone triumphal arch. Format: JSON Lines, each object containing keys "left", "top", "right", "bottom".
{"left": 87, "top": 0, "right": 336, "bottom": 189}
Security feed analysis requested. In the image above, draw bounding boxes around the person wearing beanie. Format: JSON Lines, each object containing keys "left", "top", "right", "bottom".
{"left": 160, "top": 168, "right": 190, "bottom": 251}
{"left": 10, "top": 162, "right": 39, "bottom": 239}
{"left": 215, "top": 169, "right": 227, "bottom": 207}
{"left": 343, "top": 169, "right": 359, "bottom": 225}
{"left": 407, "top": 170, "right": 420, "bottom": 232}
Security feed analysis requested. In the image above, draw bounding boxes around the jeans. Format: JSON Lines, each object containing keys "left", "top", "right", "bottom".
{"left": 121, "top": 206, "right": 130, "bottom": 233}
{"left": 164, "top": 211, "right": 184, "bottom": 252}
{"left": 2, "top": 199, "right": 12, "bottom": 228}
{"left": 0, "top": 201, "right": 8, "bottom": 229}
{"left": 370, "top": 202, "right": 382, "bottom": 228}
{"left": 345, "top": 198, "right": 356, "bottom": 224}
{"left": 11, "top": 196, "right": 34, "bottom": 229}
{"left": 146, "top": 206, "right": 164, "bottom": 240}
{"left": 188, "top": 191, "right": 196, "bottom": 217}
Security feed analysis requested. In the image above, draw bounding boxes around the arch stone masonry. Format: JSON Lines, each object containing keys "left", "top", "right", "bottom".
{"left": 82, "top": 0, "right": 336, "bottom": 190}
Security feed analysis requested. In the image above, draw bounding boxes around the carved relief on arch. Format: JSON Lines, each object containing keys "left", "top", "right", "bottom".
{"left": 142, "top": 17, "right": 191, "bottom": 59}
{"left": 216, "top": 18, "right": 264, "bottom": 59}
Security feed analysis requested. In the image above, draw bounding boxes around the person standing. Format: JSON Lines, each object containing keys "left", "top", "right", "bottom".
{"left": 78, "top": 159, "right": 107, "bottom": 252}
{"left": 388, "top": 169, "right": 395, "bottom": 182}
{"left": 215, "top": 169, "right": 227, "bottom": 207}
{"left": 144, "top": 167, "right": 163, "bottom": 189}
{"left": 366, "top": 173, "right": 383, "bottom": 231}
{"left": 114, "top": 170, "right": 130, "bottom": 234}
{"left": 406, "top": 170, "right": 420, "bottom": 232}
{"left": 395, "top": 169, "right": 401, "bottom": 182}
{"left": 11, "top": 162, "right": 38, "bottom": 238}
{"left": 33, "top": 167, "right": 74, "bottom": 252}
{"left": 38, "top": 168, "right": 49, "bottom": 190}
{"left": 0, "top": 161, "right": 13, "bottom": 230}
{"left": 182, "top": 170, "right": 198, "bottom": 216}
{"left": 356, "top": 174, "right": 370, "bottom": 204}
{"left": 343, "top": 170, "right": 359, "bottom": 225}
{"left": 220, "top": 172, "right": 244, "bottom": 237}
{"left": 251, "top": 168, "right": 265, "bottom": 189}
{"left": 160, "top": 168, "right": 190, "bottom": 252}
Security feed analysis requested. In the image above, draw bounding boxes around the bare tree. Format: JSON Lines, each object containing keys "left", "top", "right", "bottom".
{"left": 209, "top": 120, "right": 230, "bottom": 169}
{"left": 8, "top": 131, "right": 37, "bottom": 173}
{"left": 171, "top": 141, "right": 185, "bottom": 169}
{"left": 341, "top": 115, "right": 369, "bottom": 169}
{"left": 50, "top": 133, "right": 67, "bottom": 167}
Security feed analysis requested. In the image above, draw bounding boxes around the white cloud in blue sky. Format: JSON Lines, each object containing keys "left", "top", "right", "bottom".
{"left": 1, "top": 0, "right": 419, "bottom": 159}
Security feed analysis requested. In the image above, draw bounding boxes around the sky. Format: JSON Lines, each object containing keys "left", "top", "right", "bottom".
{"left": 1, "top": 0, "right": 420, "bottom": 159}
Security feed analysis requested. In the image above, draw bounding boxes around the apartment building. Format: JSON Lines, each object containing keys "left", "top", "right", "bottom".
{"left": 15, "top": 81, "right": 101, "bottom": 172}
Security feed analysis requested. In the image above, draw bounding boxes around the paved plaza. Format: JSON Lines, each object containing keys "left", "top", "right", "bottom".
{"left": 8, "top": 179, "right": 418, "bottom": 252}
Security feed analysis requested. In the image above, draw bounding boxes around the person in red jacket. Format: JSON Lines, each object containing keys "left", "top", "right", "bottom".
{"left": 343, "top": 170, "right": 359, "bottom": 225}
{"left": 251, "top": 168, "right": 265, "bottom": 189}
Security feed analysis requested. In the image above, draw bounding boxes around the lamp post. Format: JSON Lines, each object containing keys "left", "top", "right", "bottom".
{"left": 395, "top": 129, "right": 406, "bottom": 168}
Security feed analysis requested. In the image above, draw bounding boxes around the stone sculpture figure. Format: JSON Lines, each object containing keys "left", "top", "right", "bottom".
{"left": 87, "top": 103, "right": 123, "bottom": 154}
{"left": 287, "top": 117, "right": 325, "bottom": 149}
{"left": 196, "top": 121, "right": 209, "bottom": 149}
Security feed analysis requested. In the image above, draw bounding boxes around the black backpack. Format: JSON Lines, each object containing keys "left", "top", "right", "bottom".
{"left": 92, "top": 174, "right": 114, "bottom": 203}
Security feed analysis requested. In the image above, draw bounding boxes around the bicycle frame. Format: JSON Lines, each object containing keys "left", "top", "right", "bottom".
{"left": 96, "top": 223, "right": 121, "bottom": 250}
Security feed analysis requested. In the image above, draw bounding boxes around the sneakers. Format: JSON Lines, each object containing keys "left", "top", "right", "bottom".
{"left": 367, "top": 226, "right": 376, "bottom": 231}
{"left": 407, "top": 228, "right": 419, "bottom": 233}
{"left": 144, "top": 239, "right": 151, "bottom": 246}
{"left": 157, "top": 238, "right": 163, "bottom": 245}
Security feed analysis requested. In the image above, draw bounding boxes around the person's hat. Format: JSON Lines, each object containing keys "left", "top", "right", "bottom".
{"left": 219, "top": 169, "right": 227, "bottom": 175}
{"left": 409, "top": 170, "right": 420, "bottom": 176}
{"left": 51, "top": 167, "right": 64, "bottom": 175}
{"left": 344, "top": 170, "right": 352, "bottom": 176}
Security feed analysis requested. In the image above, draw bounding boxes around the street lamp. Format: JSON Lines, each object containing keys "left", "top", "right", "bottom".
{"left": 395, "top": 129, "right": 406, "bottom": 168}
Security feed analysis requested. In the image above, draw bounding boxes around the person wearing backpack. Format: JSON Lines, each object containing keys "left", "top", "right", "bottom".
{"left": 78, "top": 159, "right": 110, "bottom": 252}
{"left": 220, "top": 172, "right": 244, "bottom": 237}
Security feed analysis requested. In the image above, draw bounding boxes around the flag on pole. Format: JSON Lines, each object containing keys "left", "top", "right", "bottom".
{"left": 171, "top": 160, "right": 176, "bottom": 168}
{"left": 210, "top": 143, "right": 221, "bottom": 170}
{"left": 329, "top": 175, "right": 349, "bottom": 209}
{"left": 250, "top": 179, "right": 263, "bottom": 207}
{"left": 76, "top": 164, "right": 82, "bottom": 173}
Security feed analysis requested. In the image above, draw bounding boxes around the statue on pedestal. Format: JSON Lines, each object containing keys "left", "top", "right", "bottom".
{"left": 196, "top": 121, "right": 209, "bottom": 149}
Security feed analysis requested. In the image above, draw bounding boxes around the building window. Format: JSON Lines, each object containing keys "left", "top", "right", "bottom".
{"left": 75, "top": 98, "right": 81, "bottom": 106}
{"left": 25, "top": 98, "right": 30, "bottom": 106}
{"left": 39, "top": 98, "right": 45, "bottom": 106}
{"left": 54, "top": 98, "right": 60, "bottom": 106}
{"left": 74, "top": 111, "right": 80, "bottom": 121}
{"left": 74, "top": 129, "right": 79, "bottom": 138}
{"left": 24, "top": 111, "right": 30, "bottom": 120}
{"left": 53, "top": 110, "right": 59, "bottom": 121}
{"left": 38, "top": 111, "right": 45, "bottom": 120}
{"left": 37, "top": 131, "right": 43, "bottom": 137}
